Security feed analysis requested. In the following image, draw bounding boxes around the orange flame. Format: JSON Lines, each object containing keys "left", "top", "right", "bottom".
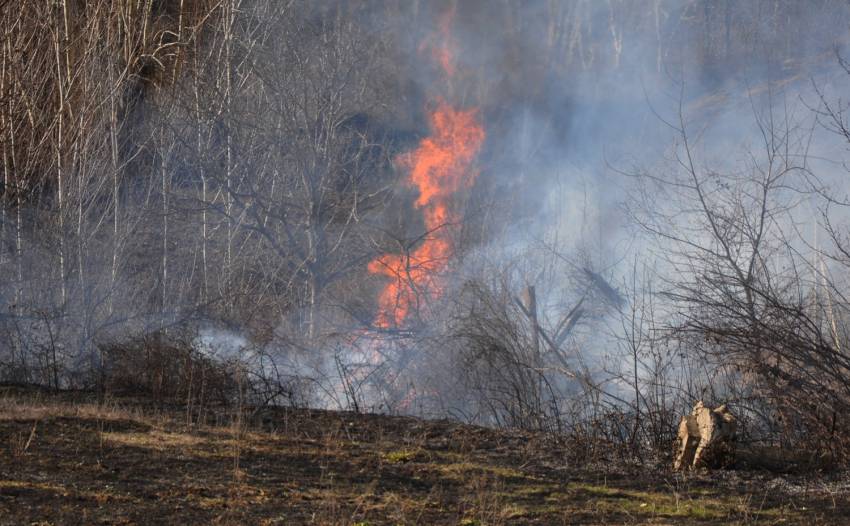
{"left": 431, "top": 7, "right": 457, "bottom": 77}
{"left": 369, "top": 15, "right": 484, "bottom": 328}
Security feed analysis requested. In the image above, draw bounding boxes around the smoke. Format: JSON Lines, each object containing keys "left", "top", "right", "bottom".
{"left": 4, "top": 1, "right": 850, "bottom": 423}
{"left": 336, "top": 0, "right": 850, "bottom": 420}
{"left": 143, "top": 2, "right": 850, "bottom": 415}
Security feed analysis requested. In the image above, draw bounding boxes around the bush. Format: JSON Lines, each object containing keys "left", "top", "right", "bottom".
{"left": 99, "top": 332, "right": 237, "bottom": 407}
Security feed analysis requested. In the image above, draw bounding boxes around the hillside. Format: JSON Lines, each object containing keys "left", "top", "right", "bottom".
{"left": 1, "top": 390, "right": 848, "bottom": 525}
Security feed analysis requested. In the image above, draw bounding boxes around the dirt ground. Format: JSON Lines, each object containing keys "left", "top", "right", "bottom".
{"left": 1, "top": 390, "right": 848, "bottom": 525}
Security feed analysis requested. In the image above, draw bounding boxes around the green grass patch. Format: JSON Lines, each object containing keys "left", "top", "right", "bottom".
{"left": 383, "top": 449, "right": 418, "bottom": 463}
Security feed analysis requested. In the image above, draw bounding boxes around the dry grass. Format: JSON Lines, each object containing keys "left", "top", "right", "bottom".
{"left": 1, "top": 389, "right": 849, "bottom": 525}
{"left": 0, "top": 393, "right": 150, "bottom": 423}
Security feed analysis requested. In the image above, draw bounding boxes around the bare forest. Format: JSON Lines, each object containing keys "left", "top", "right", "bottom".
{"left": 4, "top": 2, "right": 850, "bottom": 522}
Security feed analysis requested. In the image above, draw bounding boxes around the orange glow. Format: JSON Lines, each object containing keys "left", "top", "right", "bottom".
{"left": 368, "top": 101, "right": 484, "bottom": 327}
{"left": 432, "top": 7, "right": 457, "bottom": 77}
{"left": 368, "top": 15, "right": 485, "bottom": 328}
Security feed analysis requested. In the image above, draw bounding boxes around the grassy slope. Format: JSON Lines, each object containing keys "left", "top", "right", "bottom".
{"left": 0, "top": 392, "right": 847, "bottom": 525}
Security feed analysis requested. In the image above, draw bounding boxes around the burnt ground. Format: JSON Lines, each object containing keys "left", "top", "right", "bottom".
{"left": 1, "top": 390, "right": 848, "bottom": 525}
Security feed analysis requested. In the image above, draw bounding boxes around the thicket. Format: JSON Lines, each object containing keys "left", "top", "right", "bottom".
{"left": 2, "top": 0, "right": 850, "bottom": 466}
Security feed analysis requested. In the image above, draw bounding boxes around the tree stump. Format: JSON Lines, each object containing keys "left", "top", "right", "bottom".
{"left": 674, "top": 401, "right": 736, "bottom": 470}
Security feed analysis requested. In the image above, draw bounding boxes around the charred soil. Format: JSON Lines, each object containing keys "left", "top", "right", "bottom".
{"left": 0, "top": 389, "right": 848, "bottom": 525}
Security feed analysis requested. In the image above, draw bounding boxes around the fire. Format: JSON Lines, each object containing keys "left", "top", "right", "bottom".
{"left": 431, "top": 7, "right": 457, "bottom": 77}
{"left": 368, "top": 14, "right": 485, "bottom": 328}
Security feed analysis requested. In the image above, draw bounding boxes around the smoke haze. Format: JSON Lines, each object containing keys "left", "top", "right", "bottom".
{"left": 2, "top": 1, "right": 850, "bottom": 429}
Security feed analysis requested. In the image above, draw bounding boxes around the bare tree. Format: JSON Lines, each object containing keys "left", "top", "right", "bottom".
{"left": 626, "top": 84, "right": 850, "bottom": 456}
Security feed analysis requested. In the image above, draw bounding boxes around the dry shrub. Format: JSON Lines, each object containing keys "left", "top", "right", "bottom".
{"left": 99, "top": 332, "right": 237, "bottom": 407}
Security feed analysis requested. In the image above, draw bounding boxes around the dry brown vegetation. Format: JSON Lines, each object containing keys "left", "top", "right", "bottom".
{"left": 1, "top": 389, "right": 849, "bottom": 525}
{"left": 3, "top": 3, "right": 850, "bottom": 522}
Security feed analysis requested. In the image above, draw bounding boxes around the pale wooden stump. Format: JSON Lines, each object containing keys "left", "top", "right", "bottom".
{"left": 674, "top": 401, "right": 736, "bottom": 470}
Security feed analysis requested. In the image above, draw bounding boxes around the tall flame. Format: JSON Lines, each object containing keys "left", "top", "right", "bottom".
{"left": 368, "top": 14, "right": 485, "bottom": 328}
